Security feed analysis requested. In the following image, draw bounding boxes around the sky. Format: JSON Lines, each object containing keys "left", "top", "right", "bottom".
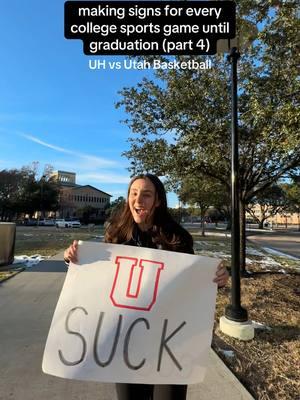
{"left": 0, "top": 0, "right": 180, "bottom": 206}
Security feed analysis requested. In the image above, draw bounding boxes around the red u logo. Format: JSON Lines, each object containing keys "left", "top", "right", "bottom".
{"left": 110, "top": 256, "right": 164, "bottom": 311}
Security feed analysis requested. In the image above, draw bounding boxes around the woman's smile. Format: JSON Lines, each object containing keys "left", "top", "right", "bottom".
{"left": 129, "top": 178, "right": 160, "bottom": 229}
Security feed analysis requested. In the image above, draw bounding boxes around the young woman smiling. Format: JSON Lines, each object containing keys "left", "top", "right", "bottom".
{"left": 64, "top": 173, "right": 229, "bottom": 400}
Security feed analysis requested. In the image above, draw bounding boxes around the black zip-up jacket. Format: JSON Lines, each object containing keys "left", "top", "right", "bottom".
{"left": 122, "top": 224, "right": 194, "bottom": 254}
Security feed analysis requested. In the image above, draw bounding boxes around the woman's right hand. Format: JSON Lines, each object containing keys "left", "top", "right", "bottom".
{"left": 64, "top": 240, "right": 79, "bottom": 264}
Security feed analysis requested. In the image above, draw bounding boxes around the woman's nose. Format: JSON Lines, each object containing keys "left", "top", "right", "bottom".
{"left": 136, "top": 193, "right": 143, "bottom": 203}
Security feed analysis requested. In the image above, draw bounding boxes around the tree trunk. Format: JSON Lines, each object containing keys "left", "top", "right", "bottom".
{"left": 226, "top": 219, "right": 232, "bottom": 230}
{"left": 258, "top": 220, "right": 264, "bottom": 229}
{"left": 240, "top": 200, "right": 246, "bottom": 273}
{"left": 201, "top": 209, "right": 205, "bottom": 236}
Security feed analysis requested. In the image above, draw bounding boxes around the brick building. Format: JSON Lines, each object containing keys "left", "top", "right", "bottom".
{"left": 246, "top": 203, "right": 300, "bottom": 227}
{"left": 51, "top": 171, "right": 111, "bottom": 221}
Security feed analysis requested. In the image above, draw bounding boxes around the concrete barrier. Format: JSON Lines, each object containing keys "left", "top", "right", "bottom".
{"left": 0, "top": 222, "right": 16, "bottom": 266}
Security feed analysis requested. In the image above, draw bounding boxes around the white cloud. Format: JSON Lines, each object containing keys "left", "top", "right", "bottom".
{"left": 20, "top": 133, "right": 118, "bottom": 168}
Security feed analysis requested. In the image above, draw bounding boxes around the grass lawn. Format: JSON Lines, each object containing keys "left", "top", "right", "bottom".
{"left": 191, "top": 233, "right": 300, "bottom": 400}
{"left": 14, "top": 225, "right": 105, "bottom": 257}
{"left": 214, "top": 273, "right": 299, "bottom": 400}
{"left": 3, "top": 226, "right": 300, "bottom": 399}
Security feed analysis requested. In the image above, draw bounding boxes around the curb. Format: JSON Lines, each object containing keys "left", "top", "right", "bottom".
{"left": 211, "top": 349, "right": 255, "bottom": 399}
{"left": 0, "top": 267, "right": 26, "bottom": 284}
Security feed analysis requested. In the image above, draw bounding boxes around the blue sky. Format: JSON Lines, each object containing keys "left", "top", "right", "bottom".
{"left": 0, "top": 0, "right": 179, "bottom": 206}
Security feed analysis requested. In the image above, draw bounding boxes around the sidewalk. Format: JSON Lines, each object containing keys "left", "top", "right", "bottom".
{"left": 0, "top": 251, "right": 254, "bottom": 400}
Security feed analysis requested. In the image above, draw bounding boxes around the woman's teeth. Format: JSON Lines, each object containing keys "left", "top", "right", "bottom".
{"left": 136, "top": 209, "right": 147, "bottom": 215}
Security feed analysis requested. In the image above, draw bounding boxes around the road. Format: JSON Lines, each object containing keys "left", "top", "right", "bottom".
{"left": 247, "top": 230, "right": 300, "bottom": 259}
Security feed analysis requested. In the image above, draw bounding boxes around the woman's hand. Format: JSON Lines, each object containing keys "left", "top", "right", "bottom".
{"left": 64, "top": 240, "right": 79, "bottom": 264}
{"left": 213, "top": 262, "right": 229, "bottom": 288}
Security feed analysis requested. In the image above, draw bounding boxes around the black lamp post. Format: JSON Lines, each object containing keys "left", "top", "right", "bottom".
{"left": 40, "top": 175, "right": 46, "bottom": 220}
{"left": 225, "top": 47, "right": 248, "bottom": 323}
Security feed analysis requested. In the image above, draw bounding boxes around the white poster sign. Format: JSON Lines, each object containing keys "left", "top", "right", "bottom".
{"left": 42, "top": 241, "right": 219, "bottom": 384}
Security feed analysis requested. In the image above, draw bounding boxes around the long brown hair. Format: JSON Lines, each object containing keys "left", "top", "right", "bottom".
{"left": 105, "top": 174, "right": 193, "bottom": 253}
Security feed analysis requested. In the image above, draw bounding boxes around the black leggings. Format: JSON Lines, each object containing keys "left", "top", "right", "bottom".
{"left": 116, "top": 383, "right": 187, "bottom": 400}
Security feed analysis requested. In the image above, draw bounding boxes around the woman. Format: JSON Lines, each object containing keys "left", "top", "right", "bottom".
{"left": 64, "top": 174, "right": 229, "bottom": 400}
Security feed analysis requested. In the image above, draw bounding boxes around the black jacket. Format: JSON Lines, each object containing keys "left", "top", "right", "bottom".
{"left": 122, "top": 224, "right": 194, "bottom": 255}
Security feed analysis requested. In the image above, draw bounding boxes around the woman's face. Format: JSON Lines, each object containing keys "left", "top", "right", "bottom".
{"left": 128, "top": 178, "right": 160, "bottom": 230}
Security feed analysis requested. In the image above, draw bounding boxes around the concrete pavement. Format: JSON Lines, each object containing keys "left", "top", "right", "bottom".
{"left": 0, "top": 251, "right": 254, "bottom": 400}
{"left": 247, "top": 230, "right": 300, "bottom": 259}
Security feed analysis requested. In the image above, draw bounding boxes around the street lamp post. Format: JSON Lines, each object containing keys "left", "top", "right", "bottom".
{"left": 219, "top": 46, "right": 254, "bottom": 340}
{"left": 40, "top": 175, "right": 46, "bottom": 220}
{"left": 225, "top": 47, "right": 248, "bottom": 322}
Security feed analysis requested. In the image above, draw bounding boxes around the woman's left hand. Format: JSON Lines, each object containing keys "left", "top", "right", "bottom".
{"left": 213, "top": 262, "right": 229, "bottom": 288}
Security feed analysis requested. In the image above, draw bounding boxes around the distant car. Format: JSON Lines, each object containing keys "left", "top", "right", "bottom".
{"left": 55, "top": 219, "right": 81, "bottom": 228}
{"left": 67, "top": 220, "right": 81, "bottom": 228}
{"left": 38, "top": 219, "right": 55, "bottom": 226}
{"left": 55, "top": 219, "right": 69, "bottom": 228}
{"left": 23, "top": 219, "right": 38, "bottom": 226}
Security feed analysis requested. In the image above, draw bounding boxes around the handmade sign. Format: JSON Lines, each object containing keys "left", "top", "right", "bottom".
{"left": 42, "top": 241, "right": 219, "bottom": 384}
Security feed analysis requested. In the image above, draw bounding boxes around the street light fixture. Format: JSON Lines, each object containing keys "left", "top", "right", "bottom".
{"left": 217, "top": 35, "right": 255, "bottom": 339}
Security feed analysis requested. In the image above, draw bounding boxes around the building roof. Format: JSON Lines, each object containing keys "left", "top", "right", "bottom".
{"left": 65, "top": 185, "right": 112, "bottom": 197}
{"left": 55, "top": 170, "right": 76, "bottom": 175}
{"left": 52, "top": 170, "right": 112, "bottom": 197}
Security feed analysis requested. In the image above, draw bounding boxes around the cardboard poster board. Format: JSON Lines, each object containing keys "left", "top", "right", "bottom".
{"left": 43, "top": 241, "right": 219, "bottom": 384}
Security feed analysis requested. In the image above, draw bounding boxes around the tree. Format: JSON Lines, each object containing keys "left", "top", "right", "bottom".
{"left": 178, "top": 176, "right": 228, "bottom": 236}
{"left": 284, "top": 182, "right": 300, "bottom": 231}
{"left": 117, "top": 1, "right": 300, "bottom": 270}
{"left": 0, "top": 165, "right": 59, "bottom": 220}
{"left": 78, "top": 206, "right": 98, "bottom": 224}
{"left": 168, "top": 206, "right": 190, "bottom": 224}
{"left": 38, "top": 177, "right": 60, "bottom": 218}
{"left": 20, "top": 173, "right": 59, "bottom": 218}
{"left": 105, "top": 196, "right": 126, "bottom": 218}
{"left": 246, "top": 184, "right": 288, "bottom": 229}
{"left": 0, "top": 169, "right": 30, "bottom": 220}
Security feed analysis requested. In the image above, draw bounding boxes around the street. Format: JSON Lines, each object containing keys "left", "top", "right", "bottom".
{"left": 247, "top": 230, "right": 300, "bottom": 259}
